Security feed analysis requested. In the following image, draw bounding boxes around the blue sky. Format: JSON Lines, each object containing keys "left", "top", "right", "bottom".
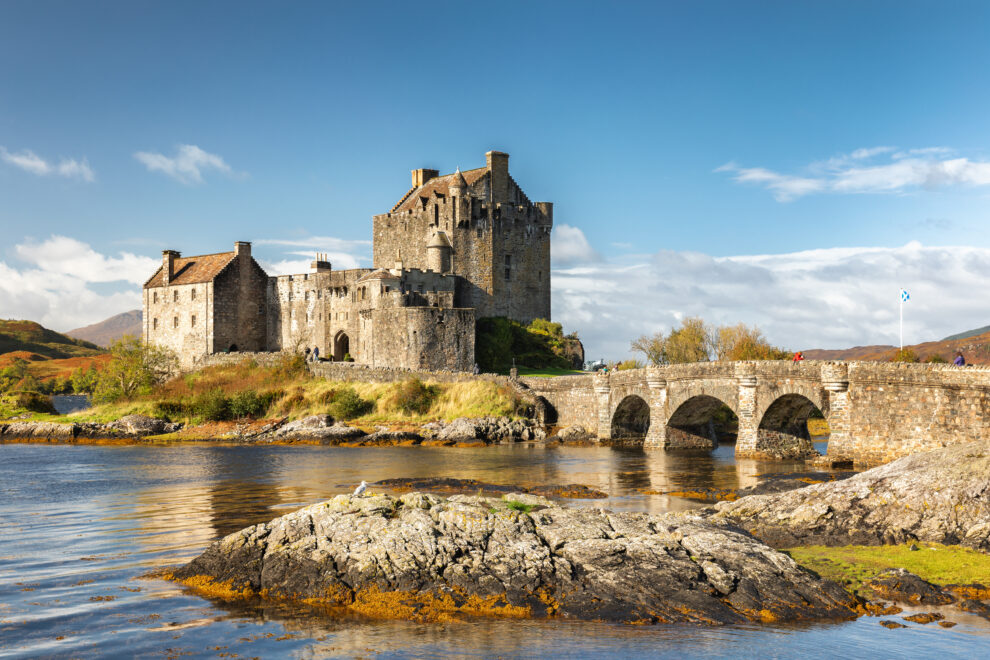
{"left": 3, "top": 1, "right": 990, "bottom": 357}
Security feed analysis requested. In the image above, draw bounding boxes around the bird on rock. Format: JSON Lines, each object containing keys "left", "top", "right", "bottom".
{"left": 353, "top": 480, "right": 367, "bottom": 497}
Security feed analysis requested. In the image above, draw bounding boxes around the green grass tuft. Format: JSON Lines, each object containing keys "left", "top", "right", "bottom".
{"left": 784, "top": 543, "right": 990, "bottom": 591}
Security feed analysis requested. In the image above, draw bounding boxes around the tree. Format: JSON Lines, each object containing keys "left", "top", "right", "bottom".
{"left": 71, "top": 366, "right": 99, "bottom": 393}
{"left": 630, "top": 330, "right": 666, "bottom": 366}
{"left": 616, "top": 359, "right": 644, "bottom": 370}
{"left": 664, "top": 317, "right": 711, "bottom": 364}
{"left": 891, "top": 348, "right": 920, "bottom": 363}
{"left": 92, "top": 336, "right": 178, "bottom": 403}
{"left": 632, "top": 318, "right": 789, "bottom": 365}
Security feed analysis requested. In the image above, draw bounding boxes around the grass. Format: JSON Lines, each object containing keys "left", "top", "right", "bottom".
{"left": 21, "top": 357, "right": 524, "bottom": 426}
{"left": 785, "top": 543, "right": 990, "bottom": 591}
{"left": 505, "top": 500, "right": 536, "bottom": 513}
{"left": 515, "top": 366, "right": 586, "bottom": 378}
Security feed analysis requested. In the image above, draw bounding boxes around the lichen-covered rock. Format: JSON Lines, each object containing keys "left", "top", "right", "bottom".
{"left": 862, "top": 569, "right": 954, "bottom": 605}
{"left": 554, "top": 425, "right": 594, "bottom": 443}
{"left": 105, "top": 414, "right": 174, "bottom": 436}
{"left": 0, "top": 421, "right": 76, "bottom": 439}
{"left": 431, "top": 417, "right": 545, "bottom": 444}
{"left": 169, "top": 493, "right": 859, "bottom": 625}
{"left": 273, "top": 415, "right": 365, "bottom": 442}
{"left": 714, "top": 440, "right": 990, "bottom": 550}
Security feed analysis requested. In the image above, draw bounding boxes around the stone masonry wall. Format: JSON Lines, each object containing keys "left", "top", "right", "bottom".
{"left": 143, "top": 281, "right": 212, "bottom": 368}
{"left": 211, "top": 255, "right": 268, "bottom": 354}
{"left": 364, "top": 307, "right": 475, "bottom": 371}
{"left": 519, "top": 375, "right": 598, "bottom": 430}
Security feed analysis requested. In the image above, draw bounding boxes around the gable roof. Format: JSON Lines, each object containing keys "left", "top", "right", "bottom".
{"left": 391, "top": 167, "right": 488, "bottom": 213}
{"left": 356, "top": 268, "right": 400, "bottom": 283}
{"left": 144, "top": 251, "right": 237, "bottom": 288}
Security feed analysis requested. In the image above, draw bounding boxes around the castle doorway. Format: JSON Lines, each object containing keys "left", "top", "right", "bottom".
{"left": 333, "top": 332, "right": 350, "bottom": 361}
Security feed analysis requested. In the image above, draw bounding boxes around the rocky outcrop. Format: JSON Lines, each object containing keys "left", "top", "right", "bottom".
{"left": 271, "top": 415, "right": 366, "bottom": 442}
{"left": 0, "top": 415, "right": 181, "bottom": 440}
{"left": 169, "top": 492, "right": 859, "bottom": 625}
{"left": 714, "top": 440, "right": 990, "bottom": 550}
{"left": 551, "top": 425, "right": 595, "bottom": 444}
{"left": 425, "top": 417, "right": 546, "bottom": 444}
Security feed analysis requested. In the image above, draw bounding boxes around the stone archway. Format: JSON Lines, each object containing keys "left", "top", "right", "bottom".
{"left": 611, "top": 395, "right": 650, "bottom": 444}
{"left": 666, "top": 395, "right": 736, "bottom": 451}
{"left": 333, "top": 331, "right": 350, "bottom": 361}
{"left": 755, "top": 393, "right": 822, "bottom": 459}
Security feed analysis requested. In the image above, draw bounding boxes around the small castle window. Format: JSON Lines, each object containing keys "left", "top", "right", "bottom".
{"left": 305, "top": 291, "right": 310, "bottom": 301}
{"left": 476, "top": 228, "right": 482, "bottom": 238}
{"left": 153, "top": 292, "right": 158, "bottom": 303}
{"left": 153, "top": 318, "right": 158, "bottom": 330}
{"left": 505, "top": 254, "right": 511, "bottom": 281}
{"left": 173, "top": 290, "right": 178, "bottom": 302}
{"left": 191, "top": 289, "right": 197, "bottom": 301}
{"left": 173, "top": 317, "right": 178, "bottom": 328}
{"left": 191, "top": 315, "right": 197, "bottom": 327}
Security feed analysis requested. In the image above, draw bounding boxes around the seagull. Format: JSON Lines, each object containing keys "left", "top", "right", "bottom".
{"left": 353, "top": 480, "right": 367, "bottom": 497}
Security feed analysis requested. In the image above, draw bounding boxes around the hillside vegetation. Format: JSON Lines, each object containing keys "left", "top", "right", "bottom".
{"left": 0, "top": 320, "right": 104, "bottom": 359}
{"left": 57, "top": 355, "right": 525, "bottom": 426}
{"left": 475, "top": 317, "right": 583, "bottom": 373}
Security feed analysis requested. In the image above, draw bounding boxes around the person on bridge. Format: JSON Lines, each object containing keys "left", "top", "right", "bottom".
{"left": 793, "top": 351, "right": 805, "bottom": 362}
{"left": 954, "top": 351, "right": 966, "bottom": 366}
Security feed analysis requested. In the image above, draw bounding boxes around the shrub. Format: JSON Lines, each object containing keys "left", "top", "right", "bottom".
{"left": 891, "top": 348, "right": 920, "bottom": 363}
{"left": 328, "top": 387, "right": 373, "bottom": 420}
{"left": 925, "top": 354, "right": 948, "bottom": 364}
{"left": 393, "top": 378, "right": 439, "bottom": 415}
{"left": 270, "top": 353, "right": 308, "bottom": 381}
{"left": 153, "top": 399, "right": 186, "bottom": 420}
{"left": 190, "top": 389, "right": 232, "bottom": 421}
{"left": 275, "top": 390, "right": 307, "bottom": 416}
{"left": 11, "top": 391, "right": 56, "bottom": 414}
{"left": 229, "top": 390, "right": 279, "bottom": 419}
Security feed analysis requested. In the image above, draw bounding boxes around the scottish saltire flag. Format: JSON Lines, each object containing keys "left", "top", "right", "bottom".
{"left": 901, "top": 289, "right": 910, "bottom": 302}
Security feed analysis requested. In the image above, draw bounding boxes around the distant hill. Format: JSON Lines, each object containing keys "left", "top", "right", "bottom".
{"left": 942, "top": 324, "right": 990, "bottom": 341}
{"left": 802, "top": 345, "right": 896, "bottom": 361}
{"left": 67, "top": 310, "right": 142, "bottom": 347}
{"left": 0, "top": 319, "right": 105, "bottom": 359}
{"left": 803, "top": 330, "right": 990, "bottom": 364}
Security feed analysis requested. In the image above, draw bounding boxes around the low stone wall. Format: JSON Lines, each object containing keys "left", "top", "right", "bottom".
{"left": 192, "top": 351, "right": 288, "bottom": 368}
{"left": 518, "top": 374, "right": 597, "bottom": 429}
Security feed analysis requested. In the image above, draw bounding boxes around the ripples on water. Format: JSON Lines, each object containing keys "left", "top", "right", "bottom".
{"left": 0, "top": 443, "right": 987, "bottom": 658}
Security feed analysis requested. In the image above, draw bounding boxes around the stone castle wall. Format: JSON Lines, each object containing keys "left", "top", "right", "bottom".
{"left": 212, "top": 254, "right": 268, "bottom": 354}
{"left": 363, "top": 307, "right": 475, "bottom": 371}
{"left": 143, "top": 281, "right": 213, "bottom": 367}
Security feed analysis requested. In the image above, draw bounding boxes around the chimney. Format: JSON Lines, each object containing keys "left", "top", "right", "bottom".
{"left": 485, "top": 151, "right": 509, "bottom": 202}
{"left": 412, "top": 168, "right": 439, "bottom": 188}
{"left": 311, "top": 252, "right": 332, "bottom": 272}
{"left": 162, "top": 250, "right": 179, "bottom": 286}
{"left": 234, "top": 241, "right": 251, "bottom": 259}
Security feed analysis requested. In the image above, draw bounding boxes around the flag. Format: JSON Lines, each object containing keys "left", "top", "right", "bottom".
{"left": 901, "top": 289, "right": 910, "bottom": 302}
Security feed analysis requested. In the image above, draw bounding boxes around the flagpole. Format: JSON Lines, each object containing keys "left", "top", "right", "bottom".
{"left": 899, "top": 293, "right": 903, "bottom": 352}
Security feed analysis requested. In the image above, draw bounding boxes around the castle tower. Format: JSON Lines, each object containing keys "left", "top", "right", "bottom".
{"left": 427, "top": 231, "right": 453, "bottom": 273}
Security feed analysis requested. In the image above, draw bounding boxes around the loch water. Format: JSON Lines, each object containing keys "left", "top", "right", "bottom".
{"left": 1, "top": 442, "right": 987, "bottom": 659}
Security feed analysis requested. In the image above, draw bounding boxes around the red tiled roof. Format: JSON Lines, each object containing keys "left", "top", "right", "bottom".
{"left": 391, "top": 167, "right": 488, "bottom": 213}
{"left": 144, "top": 252, "right": 237, "bottom": 288}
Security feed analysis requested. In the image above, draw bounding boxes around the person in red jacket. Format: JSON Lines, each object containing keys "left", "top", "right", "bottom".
{"left": 793, "top": 351, "right": 805, "bottom": 362}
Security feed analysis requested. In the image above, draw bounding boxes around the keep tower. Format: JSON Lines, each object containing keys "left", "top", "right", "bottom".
{"left": 372, "top": 150, "right": 553, "bottom": 323}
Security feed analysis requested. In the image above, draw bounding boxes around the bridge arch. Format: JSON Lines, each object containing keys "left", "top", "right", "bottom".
{"left": 754, "top": 392, "right": 825, "bottom": 459}
{"left": 610, "top": 394, "right": 650, "bottom": 444}
{"left": 666, "top": 394, "right": 737, "bottom": 451}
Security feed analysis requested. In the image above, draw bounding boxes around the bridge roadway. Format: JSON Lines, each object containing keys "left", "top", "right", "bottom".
{"left": 520, "top": 360, "right": 990, "bottom": 464}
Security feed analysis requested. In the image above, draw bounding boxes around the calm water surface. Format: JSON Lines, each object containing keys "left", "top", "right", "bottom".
{"left": 1, "top": 443, "right": 987, "bottom": 659}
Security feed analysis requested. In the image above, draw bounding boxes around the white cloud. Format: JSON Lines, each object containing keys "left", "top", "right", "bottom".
{"left": 551, "top": 224, "right": 601, "bottom": 265}
{"left": 719, "top": 146, "right": 990, "bottom": 201}
{"left": 0, "top": 146, "right": 95, "bottom": 182}
{"left": 256, "top": 235, "right": 372, "bottom": 273}
{"left": 554, "top": 242, "right": 990, "bottom": 361}
{"left": 1, "top": 236, "right": 158, "bottom": 331}
{"left": 134, "top": 144, "right": 236, "bottom": 184}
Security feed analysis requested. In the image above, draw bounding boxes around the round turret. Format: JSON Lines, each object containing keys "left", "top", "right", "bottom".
{"left": 427, "top": 231, "right": 453, "bottom": 273}
{"left": 449, "top": 168, "right": 467, "bottom": 196}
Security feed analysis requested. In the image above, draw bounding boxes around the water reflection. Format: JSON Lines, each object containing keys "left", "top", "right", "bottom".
{"left": 1, "top": 442, "right": 986, "bottom": 659}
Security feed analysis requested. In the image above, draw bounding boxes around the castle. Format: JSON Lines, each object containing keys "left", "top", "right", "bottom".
{"left": 142, "top": 151, "right": 553, "bottom": 370}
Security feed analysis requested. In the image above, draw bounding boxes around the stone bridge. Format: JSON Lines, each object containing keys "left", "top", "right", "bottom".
{"left": 521, "top": 361, "right": 990, "bottom": 464}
